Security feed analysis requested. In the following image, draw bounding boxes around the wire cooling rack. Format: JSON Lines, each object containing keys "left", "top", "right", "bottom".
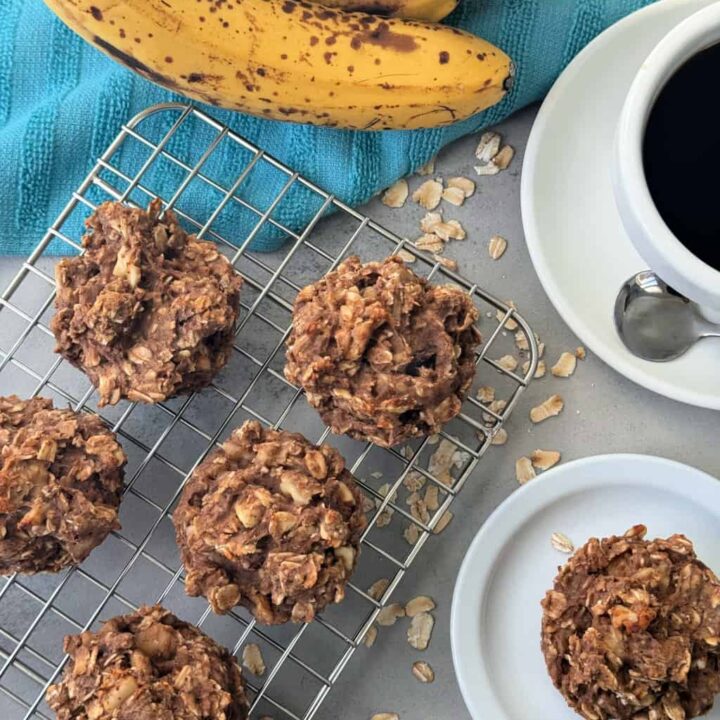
{"left": 0, "top": 102, "right": 538, "bottom": 719}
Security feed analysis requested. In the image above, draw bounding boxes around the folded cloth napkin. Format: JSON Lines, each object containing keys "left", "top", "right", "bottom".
{"left": 0, "top": 0, "right": 654, "bottom": 255}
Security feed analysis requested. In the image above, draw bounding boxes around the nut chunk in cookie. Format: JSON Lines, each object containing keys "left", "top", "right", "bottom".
{"left": 541, "top": 525, "right": 720, "bottom": 720}
{"left": 51, "top": 199, "right": 242, "bottom": 406}
{"left": 46, "top": 605, "right": 248, "bottom": 720}
{"left": 0, "top": 395, "right": 126, "bottom": 574}
{"left": 173, "top": 420, "right": 367, "bottom": 624}
{"left": 284, "top": 255, "right": 481, "bottom": 447}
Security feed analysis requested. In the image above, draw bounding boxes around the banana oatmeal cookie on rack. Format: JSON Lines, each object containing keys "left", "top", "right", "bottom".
{"left": 284, "top": 255, "right": 481, "bottom": 447}
{"left": 0, "top": 395, "right": 126, "bottom": 574}
{"left": 173, "top": 420, "right": 367, "bottom": 625}
{"left": 46, "top": 605, "right": 248, "bottom": 720}
{"left": 541, "top": 525, "right": 720, "bottom": 720}
{"left": 51, "top": 199, "right": 242, "bottom": 406}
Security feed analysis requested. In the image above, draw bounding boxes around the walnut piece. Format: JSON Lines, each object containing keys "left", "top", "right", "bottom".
{"left": 541, "top": 526, "right": 720, "bottom": 720}
{"left": 51, "top": 200, "right": 242, "bottom": 406}
{"left": 0, "top": 396, "right": 125, "bottom": 574}
{"left": 47, "top": 605, "right": 248, "bottom": 720}
{"left": 285, "top": 256, "right": 481, "bottom": 448}
{"left": 173, "top": 421, "right": 367, "bottom": 625}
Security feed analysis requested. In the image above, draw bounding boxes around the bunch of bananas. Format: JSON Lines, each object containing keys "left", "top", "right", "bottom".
{"left": 43, "top": 0, "right": 513, "bottom": 130}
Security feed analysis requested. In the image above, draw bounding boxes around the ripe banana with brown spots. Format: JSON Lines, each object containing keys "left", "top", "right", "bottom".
{"left": 310, "top": 0, "right": 459, "bottom": 22}
{"left": 43, "top": 0, "right": 513, "bottom": 130}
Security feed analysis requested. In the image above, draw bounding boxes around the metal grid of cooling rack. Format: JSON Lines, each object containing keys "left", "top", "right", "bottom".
{"left": 0, "top": 102, "right": 538, "bottom": 720}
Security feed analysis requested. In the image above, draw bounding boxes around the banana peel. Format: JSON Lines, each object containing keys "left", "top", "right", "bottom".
{"left": 44, "top": 0, "right": 513, "bottom": 130}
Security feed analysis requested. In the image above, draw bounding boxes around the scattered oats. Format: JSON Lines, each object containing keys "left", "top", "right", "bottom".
{"left": 434, "top": 219, "right": 466, "bottom": 241}
{"left": 515, "top": 456, "right": 536, "bottom": 485}
{"left": 447, "top": 176, "right": 475, "bottom": 198}
{"left": 523, "top": 359, "right": 546, "bottom": 379}
{"left": 515, "top": 331, "right": 529, "bottom": 352}
{"left": 404, "top": 523, "right": 420, "bottom": 545}
{"left": 396, "top": 248, "right": 416, "bottom": 263}
{"left": 424, "top": 485, "right": 440, "bottom": 512}
{"left": 406, "top": 491, "right": 422, "bottom": 506}
{"left": 488, "top": 235, "right": 508, "bottom": 260}
{"left": 496, "top": 354, "right": 518, "bottom": 372}
{"left": 475, "top": 131, "right": 502, "bottom": 163}
{"left": 420, "top": 211, "right": 443, "bottom": 234}
{"left": 530, "top": 394, "right": 565, "bottom": 423}
{"left": 433, "top": 254, "right": 458, "bottom": 271}
{"left": 538, "top": 341, "right": 546, "bottom": 358}
{"left": 475, "top": 161, "right": 500, "bottom": 176}
{"left": 412, "top": 180, "right": 443, "bottom": 210}
{"left": 551, "top": 352, "right": 577, "bottom": 378}
{"left": 491, "top": 427, "right": 508, "bottom": 446}
{"left": 412, "top": 661, "right": 435, "bottom": 684}
{"left": 414, "top": 234, "right": 445, "bottom": 254}
{"left": 427, "top": 433, "right": 440, "bottom": 445}
{"left": 402, "top": 445, "right": 414, "bottom": 460}
{"left": 368, "top": 578, "right": 390, "bottom": 600}
{"left": 496, "top": 304, "right": 518, "bottom": 331}
{"left": 371, "top": 714, "right": 399, "bottom": 720}
{"left": 493, "top": 145, "right": 515, "bottom": 170}
{"left": 377, "top": 603, "right": 406, "bottom": 627}
{"left": 405, "top": 596, "right": 436, "bottom": 617}
{"left": 363, "top": 625, "right": 378, "bottom": 648}
{"left": 428, "top": 439, "right": 456, "bottom": 486}
{"left": 452, "top": 449, "right": 470, "bottom": 470}
{"left": 242, "top": 644, "right": 266, "bottom": 676}
{"left": 381, "top": 179, "right": 409, "bottom": 208}
{"left": 376, "top": 509, "right": 394, "bottom": 528}
{"left": 531, "top": 449, "right": 561, "bottom": 471}
{"left": 477, "top": 385, "right": 495, "bottom": 404}
{"left": 403, "top": 470, "right": 426, "bottom": 492}
{"left": 433, "top": 510, "right": 453, "bottom": 534}
{"left": 371, "top": 471, "right": 384, "bottom": 479}
{"left": 551, "top": 531, "right": 575, "bottom": 554}
{"left": 410, "top": 498, "right": 430, "bottom": 525}
{"left": 483, "top": 399, "right": 507, "bottom": 424}
{"left": 417, "top": 157, "right": 436, "bottom": 176}
{"left": 442, "top": 186, "right": 467, "bottom": 207}
{"left": 407, "top": 613, "right": 434, "bottom": 650}
{"left": 377, "top": 483, "right": 393, "bottom": 501}
{"left": 576, "top": 346, "right": 587, "bottom": 360}
{"left": 361, "top": 495, "right": 376, "bottom": 513}
{"left": 259, "top": 716, "right": 274, "bottom": 720}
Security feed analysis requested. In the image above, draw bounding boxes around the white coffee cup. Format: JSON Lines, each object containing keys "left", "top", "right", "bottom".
{"left": 613, "top": 1, "right": 720, "bottom": 323}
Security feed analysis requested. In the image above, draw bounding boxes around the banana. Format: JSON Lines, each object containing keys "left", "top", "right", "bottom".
{"left": 308, "top": 0, "right": 459, "bottom": 22}
{"left": 44, "top": 0, "right": 513, "bottom": 130}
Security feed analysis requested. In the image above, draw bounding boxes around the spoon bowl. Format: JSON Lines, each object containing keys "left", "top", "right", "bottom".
{"left": 614, "top": 271, "right": 720, "bottom": 362}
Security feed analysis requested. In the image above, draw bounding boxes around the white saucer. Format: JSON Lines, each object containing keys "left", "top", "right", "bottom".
{"left": 521, "top": 0, "right": 720, "bottom": 410}
{"left": 450, "top": 454, "right": 720, "bottom": 720}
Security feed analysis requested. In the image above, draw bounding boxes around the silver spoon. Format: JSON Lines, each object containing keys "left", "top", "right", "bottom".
{"left": 614, "top": 270, "right": 720, "bottom": 362}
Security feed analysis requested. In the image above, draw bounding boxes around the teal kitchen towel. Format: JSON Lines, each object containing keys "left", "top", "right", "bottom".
{"left": 0, "top": 0, "right": 654, "bottom": 255}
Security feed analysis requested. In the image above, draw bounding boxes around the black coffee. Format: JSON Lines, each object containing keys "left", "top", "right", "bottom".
{"left": 643, "top": 42, "right": 720, "bottom": 271}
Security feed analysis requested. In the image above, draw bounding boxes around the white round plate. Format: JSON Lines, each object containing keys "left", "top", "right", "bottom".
{"left": 451, "top": 454, "right": 720, "bottom": 720}
{"left": 521, "top": 0, "right": 720, "bottom": 410}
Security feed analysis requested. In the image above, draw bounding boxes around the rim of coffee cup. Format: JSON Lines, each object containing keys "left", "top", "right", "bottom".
{"left": 614, "top": 2, "right": 720, "bottom": 311}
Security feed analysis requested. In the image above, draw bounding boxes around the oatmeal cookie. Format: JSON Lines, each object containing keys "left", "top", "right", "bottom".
{"left": 51, "top": 200, "right": 242, "bottom": 406}
{"left": 0, "top": 395, "right": 126, "bottom": 574}
{"left": 173, "top": 420, "right": 367, "bottom": 624}
{"left": 284, "top": 255, "right": 481, "bottom": 447}
{"left": 46, "top": 605, "right": 248, "bottom": 720}
{"left": 541, "top": 525, "right": 720, "bottom": 720}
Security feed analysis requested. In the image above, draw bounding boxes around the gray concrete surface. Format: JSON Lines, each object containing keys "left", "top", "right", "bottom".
{"left": 0, "top": 104, "right": 719, "bottom": 720}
